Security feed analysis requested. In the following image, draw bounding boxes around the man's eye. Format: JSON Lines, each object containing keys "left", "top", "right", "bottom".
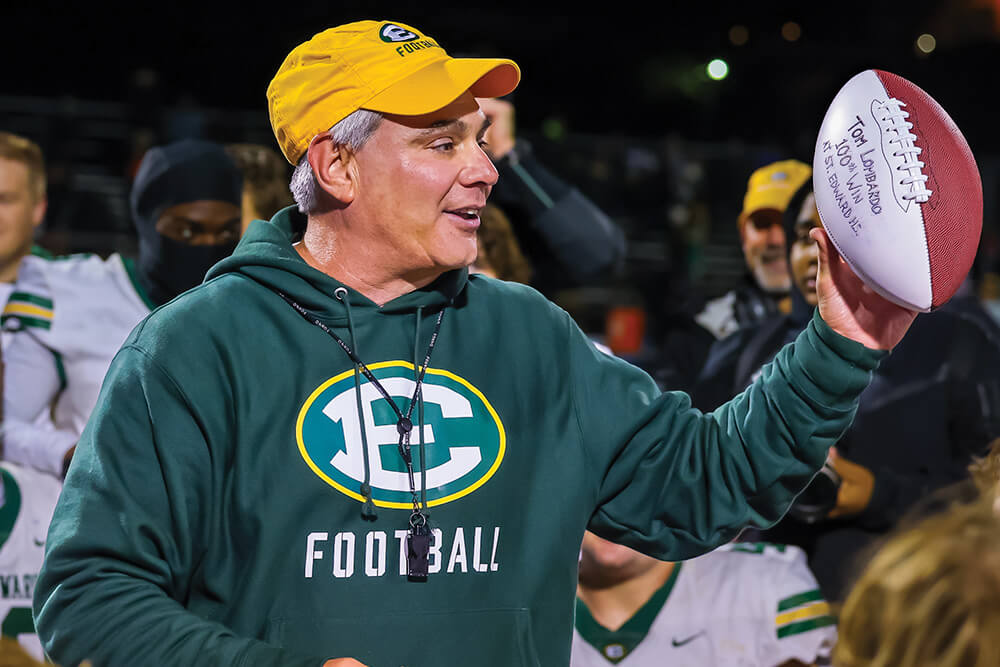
{"left": 477, "top": 139, "right": 490, "bottom": 149}
{"left": 431, "top": 140, "right": 455, "bottom": 152}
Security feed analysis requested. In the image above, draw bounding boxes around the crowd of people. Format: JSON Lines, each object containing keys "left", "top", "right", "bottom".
{"left": 2, "top": 17, "right": 1000, "bottom": 667}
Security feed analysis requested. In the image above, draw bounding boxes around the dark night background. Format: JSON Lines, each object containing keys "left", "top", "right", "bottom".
{"left": 3, "top": 0, "right": 999, "bottom": 342}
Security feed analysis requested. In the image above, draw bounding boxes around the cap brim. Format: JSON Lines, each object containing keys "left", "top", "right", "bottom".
{"left": 363, "top": 57, "right": 520, "bottom": 116}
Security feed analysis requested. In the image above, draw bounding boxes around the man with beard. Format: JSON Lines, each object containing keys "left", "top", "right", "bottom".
{"left": 572, "top": 531, "right": 834, "bottom": 666}
{"left": 655, "top": 161, "right": 810, "bottom": 393}
{"left": 694, "top": 160, "right": 810, "bottom": 341}
{"left": 692, "top": 180, "right": 1000, "bottom": 600}
{"left": 2, "top": 139, "right": 242, "bottom": 478}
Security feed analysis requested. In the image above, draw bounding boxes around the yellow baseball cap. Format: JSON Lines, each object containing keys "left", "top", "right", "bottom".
{"left": 267, "top": 20, "right": 521, "bottom": 164}
{"left": 739, "top": 159, "right": 812, "bottom": 225}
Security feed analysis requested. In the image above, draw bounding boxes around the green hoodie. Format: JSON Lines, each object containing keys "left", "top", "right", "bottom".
{"left": 34, "top": 208, "right": 883, "bottom": 667}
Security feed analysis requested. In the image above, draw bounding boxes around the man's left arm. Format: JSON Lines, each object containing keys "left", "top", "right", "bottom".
{"left": 2, "top": 326, "right": 76, "bottom": 477}
{"left": 578, "top": 230, "right": 915, "bottom": 560}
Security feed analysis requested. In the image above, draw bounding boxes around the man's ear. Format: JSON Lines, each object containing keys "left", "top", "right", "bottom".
{"left": 308, "top": 135, "right": 356, "bottom": 206}
{"left": 31, "top": 196, "right": 46, "bottom": 228}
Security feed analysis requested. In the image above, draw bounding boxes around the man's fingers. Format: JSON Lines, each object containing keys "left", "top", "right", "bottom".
{"left": 811, "top": 226, "right": 860, "bottom": 291}
{"left": 809, "top": 226, "right": 842, "bottom": 268}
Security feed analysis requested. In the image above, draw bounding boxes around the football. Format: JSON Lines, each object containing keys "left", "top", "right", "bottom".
{"left": 812, "top": 69, "right": 982, "bottom": 312}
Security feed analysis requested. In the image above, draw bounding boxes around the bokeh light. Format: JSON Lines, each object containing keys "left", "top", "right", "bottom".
{"left": 707, "top": 59, "right": 729, "bottom": 81}
{"left": 781, "top": 21, "right": 802, "bottom": 42}
{"left": 729, "top": 25, "right": 749, "bottom": 46}
{"left": 916, "top": 33, "right": 937, "bottom": 53}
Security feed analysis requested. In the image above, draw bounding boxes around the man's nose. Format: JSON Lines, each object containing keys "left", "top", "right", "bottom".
{"left": 462, "top": 144, "right": 499, "bottom": 189}
{"left": 766, "top": 223, "right": 786, "bottom": 246}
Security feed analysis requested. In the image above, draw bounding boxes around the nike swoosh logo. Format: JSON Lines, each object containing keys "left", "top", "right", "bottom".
{"left": 672, "top": 631, "right": 706, "bottom": 648}
{"left": 34, "top": 538, "right": 45, "bottom": 547}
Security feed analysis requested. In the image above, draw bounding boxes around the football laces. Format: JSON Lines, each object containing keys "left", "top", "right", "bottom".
{"left": 878, "top": 99, "right": 933, "bottom": 203}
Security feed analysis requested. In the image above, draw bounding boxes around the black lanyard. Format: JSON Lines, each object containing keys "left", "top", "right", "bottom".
{"left": 276, "top": 290, "right": 444, "bottom": 580}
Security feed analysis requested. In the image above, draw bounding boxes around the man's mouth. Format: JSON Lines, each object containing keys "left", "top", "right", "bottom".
{"left": 761, "top": 251, "right": 785, "bottom": 265}
{"left": 445, "top": 207, "right": 482, "bottom": 225}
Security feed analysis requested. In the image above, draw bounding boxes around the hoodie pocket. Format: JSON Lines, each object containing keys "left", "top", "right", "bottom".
{"left": 267, "top": 607, "right": 542, "bottom": 667}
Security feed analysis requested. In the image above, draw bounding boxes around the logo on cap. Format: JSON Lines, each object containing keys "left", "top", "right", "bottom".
{"left": 379, "top": 24, "right": 420, "bottom": 43}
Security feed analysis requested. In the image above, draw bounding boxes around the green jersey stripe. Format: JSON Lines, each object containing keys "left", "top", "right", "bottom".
{"left": 777, "top": 589, "right": 823, "bottom": 611}
{"left": 122, "top": 257, "right": 157, "bottom": 310}
{"left": 0, "top": 314, "right": 52, "bottom": 330}
{"left": 777, "top": 615, "right": 836, "bottom": 638}
{"left": 30, "top": 244, "right": 53, "bottom": 259}
{"left": 8, "top": 292, "right": 54, "bottom": 310}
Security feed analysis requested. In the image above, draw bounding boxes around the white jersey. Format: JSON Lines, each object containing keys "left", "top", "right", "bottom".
{"left": 0, "top": 281, "right": 14, "bottom": 351}
{"left": 0, "top": 461, "right": 62, "bottom": 659}
{"left": 2, "top": 252, "right": 151, "bottom": 475}
{"left": 572, "top": 543, "right": 835, "bottom": 667}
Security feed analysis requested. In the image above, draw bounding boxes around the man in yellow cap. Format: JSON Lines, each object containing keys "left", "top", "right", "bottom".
{"left": 34, "top": 20, "right": 916, "bottom": 667}
{"left": 694, "top": 160, "right": 812, "bottom": 341}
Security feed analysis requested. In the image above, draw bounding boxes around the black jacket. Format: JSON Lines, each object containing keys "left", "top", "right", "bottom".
{"left": 491, "top": 140, "right": 625, "bottom": 289}
{"left": 692, "top": 288, "right": 1000, "bottom": 600}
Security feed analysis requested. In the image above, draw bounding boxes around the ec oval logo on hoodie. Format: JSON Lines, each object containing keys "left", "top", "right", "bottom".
{"left": 296, "top": 361, "right": 505, "bottom": 508}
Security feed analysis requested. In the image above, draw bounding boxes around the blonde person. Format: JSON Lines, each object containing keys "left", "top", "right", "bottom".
{"left": 835, "top": 498, "right": 1000, "bottom": 667}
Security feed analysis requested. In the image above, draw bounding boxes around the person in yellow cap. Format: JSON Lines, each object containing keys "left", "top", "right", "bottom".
{"left": 34, "top": 19, "right": 917, "bottom": 667}
{"left": 694, "top": 160, "right": 812, "bottom": 342}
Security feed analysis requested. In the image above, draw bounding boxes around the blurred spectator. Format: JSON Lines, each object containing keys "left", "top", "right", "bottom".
{"left": 469, "top": 203, "right": 532, "bottom": 283}
{"left": 694, "top": 160, "right": 809, "bottom": 340}
{"left": 2, "top": 139, "right": 242, "bottom": 479}
{"left": 650, "top": 160, "right": 809, "bottom": 392}
{"left": 834, "top": 498, "right": 1000, "bottom": 667}
{"left": 0, "top": 461, "right": 62, "bottom": 660}
{"left": 969, "top": 437, "right": 1000, "bottom": 503}
{"left": 226, "top": 143, "right": 294, "bottom": 234}
{"left": 572, "top": 532, "right": 834, "bottom": 666}
{"left": 692, "top": 180, "right": 1000, "bottom": 600}
{"left": 479, "top": 97, "right": 625, "bottom": 291}
{"left": 0, "top": 132, "right": 47, "bottom": 318}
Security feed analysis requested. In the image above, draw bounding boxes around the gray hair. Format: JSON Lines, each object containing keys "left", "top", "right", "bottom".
{"left": 290, "top": 109, "right": 384, "bottom": 214}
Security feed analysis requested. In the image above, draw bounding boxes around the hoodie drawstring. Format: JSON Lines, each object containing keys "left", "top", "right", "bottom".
{"left": 414, "top": 306, "right": 428, "bottom": 512}
{"left": 273, "top": 287, "right": 447, "bottom": 577}
{"left": 337, "top": 288, "right": 378, "bottom": 520}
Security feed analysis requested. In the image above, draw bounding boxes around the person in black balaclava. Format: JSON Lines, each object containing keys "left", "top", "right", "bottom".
{"left": 131, "top": 139, "right": 243, "bottom": 306}
{"left": 1, "top": 139, "right": 242, "bottom": 482}
{"left": 692, "top": 179, "right": 1000, "bottom": 602}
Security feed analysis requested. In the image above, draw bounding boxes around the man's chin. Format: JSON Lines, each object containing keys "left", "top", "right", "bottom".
{"left": 755, "top": 269, "right": 791, "bottom": 294}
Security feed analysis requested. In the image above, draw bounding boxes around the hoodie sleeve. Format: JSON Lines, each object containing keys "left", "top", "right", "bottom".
{"left": 577, "top": 309, "right": 884, "bottom": 561}
{"left": 33, "top": 344, "right": 325, "bottom": 667}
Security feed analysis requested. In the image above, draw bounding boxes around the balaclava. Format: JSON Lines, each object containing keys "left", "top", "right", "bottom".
{"left": 130, "top": 139, "right": 243, "bottom": 306}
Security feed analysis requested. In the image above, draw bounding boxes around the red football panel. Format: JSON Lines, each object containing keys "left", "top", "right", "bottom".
{"left": 875, "top": 70, "right": 983, "bottom": 308}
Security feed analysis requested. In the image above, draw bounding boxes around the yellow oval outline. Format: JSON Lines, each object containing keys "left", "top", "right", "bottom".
{"left": 296, "top": 360, "right": 506, "bottom": 508}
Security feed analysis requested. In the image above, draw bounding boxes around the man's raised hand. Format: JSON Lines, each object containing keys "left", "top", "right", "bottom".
{"left": 811, "top": 227, "right": 917, "bottom": 350}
